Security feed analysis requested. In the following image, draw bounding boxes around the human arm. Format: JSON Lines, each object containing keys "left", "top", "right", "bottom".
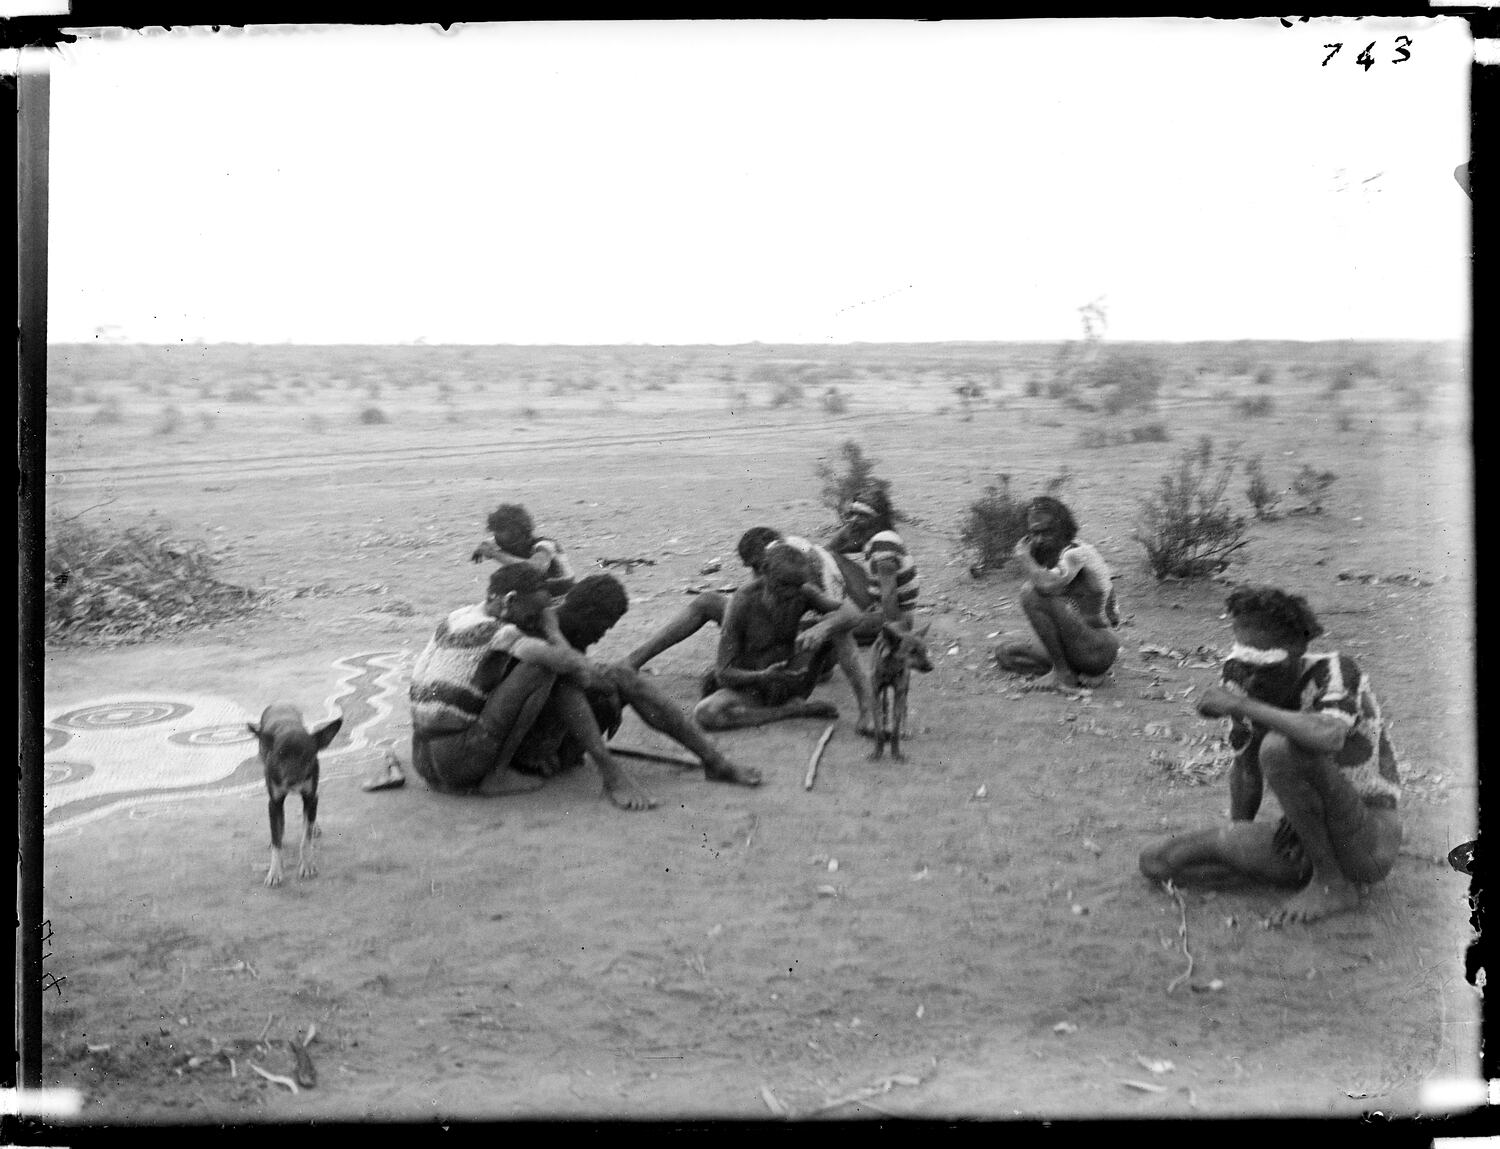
{"left": 1011, "top": 538, "right": 1080, "bottom": 595}
{"left": 1196, "top": 683, "right": 1349, "bottom": 755}
{"left": 498, "top": 612, "right": 600, "bottom": 688}
{"left": 1227, "top": 741, "right": 1263, "bottom": 821}
{"left": 796, "top": 596, "right": 863, "bottom": 651}
{"left": 870, "top": 555, "right": 905, "bottom": 623}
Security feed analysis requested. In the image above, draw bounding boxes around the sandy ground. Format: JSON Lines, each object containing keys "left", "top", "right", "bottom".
{"left": 32, "top": 343, "right": 1482, "bottom": 1123}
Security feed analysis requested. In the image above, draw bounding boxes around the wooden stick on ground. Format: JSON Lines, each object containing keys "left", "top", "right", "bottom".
{"left": 608, "top": 746, "right": 701, "bottom": 769}
{"left": 805, "top": 723, "right": 837, "bottom": 790}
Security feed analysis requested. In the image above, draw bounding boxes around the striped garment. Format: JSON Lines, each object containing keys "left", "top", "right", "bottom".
{"left": 407, "top": 603, "right": 535, "bottom": 732}
{"left": 1226, "top": 650, "right": 1402, "bottom": 806}
{"left": 859, "top": 529, "right": 919, "bottom": 613}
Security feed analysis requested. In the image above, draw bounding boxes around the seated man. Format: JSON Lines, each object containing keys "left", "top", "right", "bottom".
{"left": 993, "top": 495, "right": 1120, "bottom": 691}
{"left": 375, "top": 565, "right": 758, "bottom": 811}
{"left": 1138, "top": 586, "right": 1403, "bottom": 927}
{"left": 625, "top": 526, "right": 875, "bottom": 733}
{"left": 694, "top": 546, "right": 864, "bottom": 731}
{"left": 470, "top": 501, "right": 576, "bottom": 599}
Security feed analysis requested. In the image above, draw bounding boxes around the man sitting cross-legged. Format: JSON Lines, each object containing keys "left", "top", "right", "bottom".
{"left": 378, "top": 565, "right": 758, "bottom": 811}
{"left": 625, "top": 526, "right": 875, "bottom": 733}
{"left": 1137, "top": 585, "right": 1404, "bottom": 927}
{"left": 993, "top": 495, "right": 1121, "bottom": 691}
{"left": 694, "top": 546, "right": 865, "bottom": 730}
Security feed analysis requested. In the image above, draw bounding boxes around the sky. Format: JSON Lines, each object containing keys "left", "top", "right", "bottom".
{"left": 30, "top": 18, "right": 1475, "bottom": 345}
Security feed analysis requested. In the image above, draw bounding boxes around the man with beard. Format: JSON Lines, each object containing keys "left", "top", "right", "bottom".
{"left": 993, "top": 495, "right": 1120, "bottom": 691}
{"left": 1137, "top": 586, "right": 1403, "bottom": 926}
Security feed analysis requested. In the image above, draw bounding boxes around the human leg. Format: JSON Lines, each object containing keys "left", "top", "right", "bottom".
{"left": 547, "top": 680, "right": 658, "bottom": 810}
{"left": 596, "top": 664, "right": 761, "bottom": 785}
{"left": 693, "top": 686, "right": 838, "bottom": 731}
{"left": 1257, "top": 733, "right": 1403, "bottom": 925}
{"left": 834, "top": 631, "right": 875, "bottom": 736}
{"left": 625, "top": 593, "right": 728, "bottom": 669}
{"left": 1138, "top": 821, "right": 1311, "bottom": 888}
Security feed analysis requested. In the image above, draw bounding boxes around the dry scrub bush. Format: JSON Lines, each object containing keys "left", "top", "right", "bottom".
{"left": 90, "top": 398, "right": 124, "bottom": 425}
{"left": 1235, "top": 394, "right": 1275, "bottom": 418}
{"left": 44, "top": 517, "right": 260, "bottom": 645}
{"left": 1243, "top": 455, "right": 1281, "bottom": 520}
{"left": 769, "top": 379, "right": 805, "bottom": 408}
{"left": 960, "top": 474, "right": 1029, "bottom": 573}
{"left": 358, "top": 405, "right": 389, "bottom": 425}
{"left": 815, "top": 440, "right": 892, "bottom": 519}
{"left": 1133, "top": 436, "right": 1249, "bottom": 579}
{"left": 1289, "top": 464, "right": 1337, "bottom": 514}
{"left": 152, "top": 405, "right": 183, "bottom": 436}
{"left": 1076, "top": 352, "right": 1165, "bottom": 415}
{"left": 820, "top": 387, "right": 849, "bottom": 414}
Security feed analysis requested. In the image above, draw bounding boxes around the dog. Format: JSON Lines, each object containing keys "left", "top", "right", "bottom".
{"left": 247, "top": 704, "right": 342, "bottom": 888}
{"left": 868, "top": 621, "right": 933, "bottom": 761}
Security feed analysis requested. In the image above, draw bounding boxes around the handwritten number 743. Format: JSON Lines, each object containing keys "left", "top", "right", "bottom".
{"left": 1322, "top": 37, "right": 1413, "bottom": 68}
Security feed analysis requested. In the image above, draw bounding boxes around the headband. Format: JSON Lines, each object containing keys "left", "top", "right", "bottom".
{"left": 846, "top": 501, "right": 877, "bottom": 518}
{"left": 1225, "top": 641, "right": 1291, "bottom": 666}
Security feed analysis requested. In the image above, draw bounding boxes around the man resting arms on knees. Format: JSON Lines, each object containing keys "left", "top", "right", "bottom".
{"left": 470, "top": 501, "right": 577, "bottom": 599}
{"left": 994, "top": 495, "right": 1120, "bottom": 691}
{"left": 1138, "top": 585, "right": 1403, "bottom": 926}
{"left": 695, "top": 546, "right": 864, "bottom": 731}
{"left": 381, "top": 565, "right": 757, "bottom": 811}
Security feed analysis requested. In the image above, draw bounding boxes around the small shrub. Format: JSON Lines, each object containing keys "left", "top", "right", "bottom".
{"left": 1289, "top": 464, "right": 1336, "bottom": 513}
{"left": 516, "top": 406, "right": 541, "bottom": 420}
{"left": 1078, "top": 352, "right": 1165, "bottom": 415}
{"left": 1133, "top": 436, "right": 1249, "bottom": 579}
{"left": 224, "top": 382, "right": 261, "bottom": 403}
{"left": 1244, "top": 455, "right": 1281, "bottom": 520}
{"left": 1334, "top": 407, "right": 1355, "bottom": 432}
{"left": 1077, "top": 426, "right": 1114, "bottom": 450}
{"left": 1253, "top": 366, "right": 1275, "bottom": 386}
{"left": 1235, "top": 394, "right": 1275, "bottom": 418}
{"left": 1127, "top": 421, "right": 1171, "bottom": 443}
{"left": 769, "top": 379, "right": 805, "bottom": 408}
{"left": 820, "top": 387, "right": 848, "bottom": 414}
{"left": 152, "top": 405, "right": 183, "bottom": 436}
{"left": 199, "top": 411, "right": 218, "bottom": 433}
{"left": 306, "top": 412, "right": 328, "bottom": 433}
{"left": 358, "top": 405, "right": 388, "bottom": 425}
{"left": 815, "top": 440, "right": 892, "bottom": 518}
{"left": 90, "top": 398, "right": 124, "bottom": 425}
{"left": 961, "top": 473, "right": 1029, "bottom": 573}
{"left": 1024, "top": 377, "right": 1043, "bottom": 398}
{"left": 643, "top": 379, "right": 665, "bottom": 392}
{"left": 1324, "top": 373, "right": 1356, "bottom": 395}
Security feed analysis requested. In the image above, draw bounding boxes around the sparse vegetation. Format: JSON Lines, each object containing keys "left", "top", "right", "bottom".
{"left": 820, "top": 386, "right": 848, "bottom": 414}
{"left": 1127, "top": 421, "right": 1171, "bottom": 443}
{"left": 815, "top": 440, "right": 892, "bottom": 518}
{"left": 224, "top": 382, "right": 261, "bottom": 403}
{"left": 152, "top": 405, "right": 183, "bottom": 436}
{"left": 1235, "top": 394, "right": 1275, "bottom": 418}
{"left": 358, "top": 405, "right": 389, "bottom": 425}
{"left": 1289, "top": 464, "right": 1337, "bottom": 514}
{"left": 1077, "top": 352, "right": 1165, "bottom": 415}
{"left": 1133, "top": 436, "right": 1249, "bottom": 579}
{"left": 90, "top": 398, "right": 124, "bottom": 425}
{"left": 1244, "top": 455, "right": 1281, "bottom": 520}
{"left": 769, "top": 379, "right": 805, "bottom": 408}
{"left": 44, "top": 516, "right": 261, "bottom": 645}
{"left": 1253, "top": 366, "right": 1275, "bottom": 386}
{"left": 960, "top": 473, "right": 1030, "bottom": 573}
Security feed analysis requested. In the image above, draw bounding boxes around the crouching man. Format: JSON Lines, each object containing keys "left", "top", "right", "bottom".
{"left": 384, "top": 565, "right": 759, "bottom": 811}
{"left": 1138, "top": 585, "right": 1403, "bottom": 926}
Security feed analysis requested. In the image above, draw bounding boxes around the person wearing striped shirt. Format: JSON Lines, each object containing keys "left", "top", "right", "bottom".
{"left": 994, "top": 496, "right": 1120, "bottom": 691}
{"left": 1138, "top": 586, "right": 1403, "bottom": 927}
{"left": 826, "top": 487, "right": 920, "bottom": 636}
{"left": 470, "top": 502, "right": 576, "bottom": 599}
{"left": 380, "top": 564, "right": 758, "bottom": 810}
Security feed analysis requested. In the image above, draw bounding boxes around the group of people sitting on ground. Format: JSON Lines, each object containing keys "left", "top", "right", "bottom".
{"left": 364, "top": 489, "right": 1404, "bottom": 926}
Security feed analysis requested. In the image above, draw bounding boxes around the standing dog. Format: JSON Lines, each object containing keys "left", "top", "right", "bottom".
{"left": 247, "top": 705, "right": 342, "bottom": 888}
{"left": 868, "top": 622, "right": 933, "bottom": 761}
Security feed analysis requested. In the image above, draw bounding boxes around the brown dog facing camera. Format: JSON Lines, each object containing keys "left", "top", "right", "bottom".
{"left": 246, "top": 704, "right": 343, "bottom": 888}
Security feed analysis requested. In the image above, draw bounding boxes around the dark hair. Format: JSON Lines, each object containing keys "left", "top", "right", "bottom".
{"left": 1225, "top": 585, "right": 1325, "bottom": 644}
{"left": 557, "top": 574, "right": 629, "bottom": 650}
{"left": 488, "top": 563, "right": 546, "bottom": 600}
{"left": 1027, "top": 496, "right": 1078, "bottom": 543}
{"left": 485, "top": 503, "right": 535, "bottom": 543}
{"left": 852, "top": 487, "right": 895, "bottom": 530}
{"left": 761, "top": 545, "right": 810, "bottom": 586}
{"left": 737, "top": 526, "right": 783, "bottom": 568}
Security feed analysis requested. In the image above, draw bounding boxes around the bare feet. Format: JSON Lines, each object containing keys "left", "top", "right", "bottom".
{"left": 474, "top": 767, "right": 547, "bottom": 797}
{"left": 605, "top": 775, "right": 659, "bottom": 811}
{"left": 856, "top": 712, "right": 876, "bottom": 738}
{"left": 704, "top": 757, "right": 763, "bottom": 786}
{"left": 361, "top": 752, "right": 407, "bottom": 792}
{"left": 1266, "top": 877, "right": 1361, "bottom": 927}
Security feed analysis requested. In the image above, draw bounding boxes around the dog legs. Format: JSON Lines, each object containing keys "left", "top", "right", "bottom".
{"left": 298, "top": 789, "right": 319, "bottom": 879}
{"left": 266, "top": 793, "right": 288, "bottom": 888}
